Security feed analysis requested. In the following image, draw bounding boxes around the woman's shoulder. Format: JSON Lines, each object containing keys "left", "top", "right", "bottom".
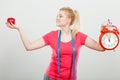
{"left": 48, "top": 30, "right": 58, "bottom": 34}
{"left": 51, "top": 30, "right": 59, "bottom": 33}
{"left": 75, "top": 31, "right": 88, "bottom": 38}
{"left": 44, "top": 30, "right": 58, "bottom": 36}
{"left": 76, "top": 31, "right": 87, "bottom": 35}
{"left": 43, "top": 30, "right": 58, "bottom": 40}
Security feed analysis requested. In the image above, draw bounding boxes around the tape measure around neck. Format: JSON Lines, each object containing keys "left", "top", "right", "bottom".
{"left": 57, "top": 30, "right": 76, "bottom": 80}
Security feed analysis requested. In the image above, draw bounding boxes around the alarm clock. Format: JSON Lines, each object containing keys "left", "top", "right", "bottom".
{"left": 99, "top": 20, "right": 119, "bottom": 50}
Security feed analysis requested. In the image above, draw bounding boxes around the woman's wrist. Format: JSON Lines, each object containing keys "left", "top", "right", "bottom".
{"left": 16, "top": 27, "right": 21, "bottom": 32}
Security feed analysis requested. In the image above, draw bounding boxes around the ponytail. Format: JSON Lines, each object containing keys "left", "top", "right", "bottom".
{"left": 72, "top": 10, "right": 80, "bottom": 36}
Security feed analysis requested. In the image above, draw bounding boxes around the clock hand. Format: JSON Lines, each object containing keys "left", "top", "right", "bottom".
{"left": 108, "top": 34, "right": 111, "bottom": 42}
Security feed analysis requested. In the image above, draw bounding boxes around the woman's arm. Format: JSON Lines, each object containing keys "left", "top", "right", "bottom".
{"left": 84, "top": 37, "right": 105, "bottom": 51}
{"left": 19, "top": 29, "right": 46, "bottom": 51}
{"left": 6, "top": 23, "right": 46, "bottom": 51}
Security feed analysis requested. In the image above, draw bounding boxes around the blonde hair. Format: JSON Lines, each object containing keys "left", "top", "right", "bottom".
{"left": 60, "top": 7, "right": 80, "bottom": 36}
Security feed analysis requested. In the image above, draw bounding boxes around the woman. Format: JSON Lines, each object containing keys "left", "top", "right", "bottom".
{"left": 6, "top": 7, "right": 105, "bottom": 80}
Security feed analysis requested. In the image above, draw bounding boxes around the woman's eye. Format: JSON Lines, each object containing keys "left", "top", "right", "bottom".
{"left": 59, "top": 15, "right": 62, "bottom": 18}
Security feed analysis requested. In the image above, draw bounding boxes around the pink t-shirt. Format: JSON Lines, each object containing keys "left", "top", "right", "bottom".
{"left": 43, "top": 30, "right": 87, "bottom": 80}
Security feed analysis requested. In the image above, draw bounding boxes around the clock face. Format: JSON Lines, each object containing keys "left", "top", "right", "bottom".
{"left": 100, "top": 32, "right": 119, "bottom": 50}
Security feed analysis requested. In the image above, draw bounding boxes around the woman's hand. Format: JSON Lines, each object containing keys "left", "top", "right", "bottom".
{"left": 5, "top": 22, "right": 20, "bottom": 31}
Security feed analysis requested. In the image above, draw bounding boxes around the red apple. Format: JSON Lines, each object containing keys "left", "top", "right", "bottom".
{"left": 7, "top": 17, "right": 15, "bottom": 24}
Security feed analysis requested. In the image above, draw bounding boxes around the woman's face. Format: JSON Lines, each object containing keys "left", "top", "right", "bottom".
{"left": 56, "top": 10, "right": 71, "bottom": 27}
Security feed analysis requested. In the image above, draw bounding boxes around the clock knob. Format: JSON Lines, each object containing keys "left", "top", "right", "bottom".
{"left": 101, "top": 26, "right": 108, "bottom": 33}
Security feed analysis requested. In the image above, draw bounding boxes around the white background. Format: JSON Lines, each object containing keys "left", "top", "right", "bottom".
{"left": 0, "top": 0, "right": 120, "bottom": 80}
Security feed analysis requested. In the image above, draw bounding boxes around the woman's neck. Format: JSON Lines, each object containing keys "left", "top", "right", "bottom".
{"left": 61, "top": 26, "right": 71, "bottom": 36}
{"left": 60, "top": 27, "right": 72, "bottom": 42}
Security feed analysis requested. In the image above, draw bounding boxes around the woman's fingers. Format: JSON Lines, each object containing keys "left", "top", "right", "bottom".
{"left": 5, "top": 22, "right": 15, "bottom": 29}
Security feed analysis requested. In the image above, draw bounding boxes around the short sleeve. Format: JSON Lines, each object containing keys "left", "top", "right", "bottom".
{"left": 77, "top": 32, "right": 88, "bottom": 45}
{"left": 42, "top": 31, "right": 53, "bottom": 45}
